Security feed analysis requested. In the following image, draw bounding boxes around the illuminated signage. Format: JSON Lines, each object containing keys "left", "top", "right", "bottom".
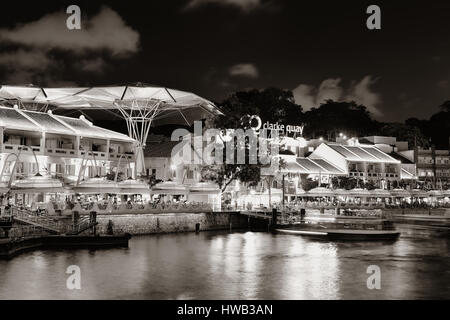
{"left": 262, "top": 121, "right": 305, "bottom": 136}
{"left": 242, "top": 115, "right": 305, "bottom": 136}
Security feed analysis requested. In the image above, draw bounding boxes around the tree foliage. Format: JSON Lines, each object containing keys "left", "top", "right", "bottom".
{"left": 302, "top": 100, "right": 380, "bottom": 140}
{"left": 379, "top": 123, "right": 430, "bottom": 148}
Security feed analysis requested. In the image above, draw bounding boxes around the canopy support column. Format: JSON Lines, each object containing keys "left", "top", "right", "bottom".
{"left": 114, "top": 100, "right": 162, "bottom": 177}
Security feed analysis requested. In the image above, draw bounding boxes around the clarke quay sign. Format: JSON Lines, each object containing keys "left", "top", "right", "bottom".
{"left": 246, "top": 115, "right": 305, "bottom": 136}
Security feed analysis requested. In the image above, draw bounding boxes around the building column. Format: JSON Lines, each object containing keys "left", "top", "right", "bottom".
{"left": 106, "top": 139, "right": 110, "bottom": 159}
{"left": 75, "top": 136, "right": 81, "bottom": 155}
{"left": 363, "top": 162, "right": 368, "bottom": 183}
{"left": 0, "top": 127, "right": 4, "bottom": 153}
{"left": 40, "top": 132, "right": 46, "bottom": 153}
{"left": 380, "top": 162, "right": 386, "bottom": 179}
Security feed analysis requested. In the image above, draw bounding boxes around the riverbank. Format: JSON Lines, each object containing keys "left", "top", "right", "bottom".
{"left": 0, "top": 234, "right": 130, "bottom": 259}
{"left": 81, "top": 209, "right": 450, "bottom": 235}
{"left": 95, "top": 211, "right": 251, "bottom": 235}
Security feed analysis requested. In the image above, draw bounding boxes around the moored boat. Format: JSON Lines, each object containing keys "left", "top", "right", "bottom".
{"left": 275, "top": 216, "right": 400, "bottom": 240}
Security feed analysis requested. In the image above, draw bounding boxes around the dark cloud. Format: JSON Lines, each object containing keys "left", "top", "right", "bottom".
{"left": 293, "top": 76, "right": 382, "bottom": 117}
{"left": 184, "top": 0, "right": 262, "bottom": 12}
{"left": 0, "top": 6, "right": 140, "bottom": 55}
{"left": 229, "top": 63, "right": 259, "bottom": 79}
{"left": 0, "top": 6, "right": 140, "bottom": 85}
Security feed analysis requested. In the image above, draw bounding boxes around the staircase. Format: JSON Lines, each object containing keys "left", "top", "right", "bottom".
{"left": 11, "top": 207, "right": 61, "bottom": 235}
{"left": 69, "top": 216, "right": 98, "bottom": 235}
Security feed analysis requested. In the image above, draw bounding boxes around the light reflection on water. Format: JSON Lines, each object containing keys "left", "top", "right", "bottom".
{"left": 0, "top": 230, "right": 449, "bottom": 300}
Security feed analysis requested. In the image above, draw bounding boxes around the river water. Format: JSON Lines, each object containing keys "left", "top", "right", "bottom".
{"left": 0, "top": 229, "right": 449, "bottom": 300}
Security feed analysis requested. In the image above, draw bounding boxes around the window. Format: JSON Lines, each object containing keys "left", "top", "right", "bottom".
{"left": 55, "top": 164, "right": 63, "bottom": 174}
{"left": 65, "top": 165, "right": 75, "bottom": 176}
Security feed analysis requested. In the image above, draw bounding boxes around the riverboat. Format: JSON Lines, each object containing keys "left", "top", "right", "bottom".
{"left": 275, "top": 216, "right": 400, "bottom": 240}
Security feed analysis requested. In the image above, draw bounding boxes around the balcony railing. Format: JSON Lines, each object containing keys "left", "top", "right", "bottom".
{"left": 109, "top": 152, "right": 134, "bottom": 160}
{"left": 80, "top": 150, "right": 108, "bottom": 160}
{"left": 2, "top": 144, "right": 42, "bottom": 154}
{"left": 349, "top": 171, "right": 399, "bottom": 179}
{"left": 45, "top": 147, "right": 77, "bottom": 156}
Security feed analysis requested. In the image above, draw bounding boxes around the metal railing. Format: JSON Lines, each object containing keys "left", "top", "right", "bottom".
{"left": 11, "top": 206, "right": 62, "bottom": 234}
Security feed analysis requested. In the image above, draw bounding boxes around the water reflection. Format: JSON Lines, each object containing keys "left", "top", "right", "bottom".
{"left": 0, "top": 230, "right": 449, "bottom": 299}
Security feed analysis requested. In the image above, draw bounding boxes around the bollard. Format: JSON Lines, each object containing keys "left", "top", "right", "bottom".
{"left": 300, "top": 208, "right": 306, "bottom": 217}
{"left": 271, "top": 208, "right": 278, "bottom": 229}
{"left": 90, "top": 211, "right": 97, "bottom": 236}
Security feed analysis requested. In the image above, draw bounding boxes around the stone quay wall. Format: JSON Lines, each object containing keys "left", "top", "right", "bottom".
{"left": 96, "top": 212, "right": 248, "bottom": 235}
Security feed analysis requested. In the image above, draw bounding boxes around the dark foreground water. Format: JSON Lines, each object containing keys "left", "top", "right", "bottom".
{"left": 0, "top": 229, "right": 449, "bottom": 299}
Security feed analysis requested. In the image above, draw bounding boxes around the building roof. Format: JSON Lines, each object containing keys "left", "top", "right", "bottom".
{"left": 55, "top": 115, "right": 133, "bottom": 142}
{"left": 0, "top": 105, "right": 134, "bottom": 142}
{"left": 389, "top": 152, "right": 414, "bottom": 164}
{"left": 0, "top": 107, "right": 41, "bottom": 131}
{"left": 401, "top": 168, "right": 416, "bottom": 179}
{"left": 278, "top": 155, "right": 345, "bottom": 175}
{"left": 22, "top": 110, "right": 74, "bottom": 135}
{"left": 326, "top": 143, "right": 400, "bottom": 163}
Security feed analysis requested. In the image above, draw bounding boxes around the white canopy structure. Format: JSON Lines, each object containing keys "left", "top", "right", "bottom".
{"left": 11, "top": 174, "right": 65, "bottom": 194}
{"left": 117, "top": 178, "right": 150, "bottom": 195}
{"left": 72, "top": 177, "right": 120, "bottom": 194}
{"left": 0, "top": 84, "right": 223, "bottom": 175}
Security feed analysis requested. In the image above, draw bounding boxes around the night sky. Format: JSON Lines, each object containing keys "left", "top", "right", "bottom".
{"left": 0, "top": 0, "right": 449, "bottom": 122}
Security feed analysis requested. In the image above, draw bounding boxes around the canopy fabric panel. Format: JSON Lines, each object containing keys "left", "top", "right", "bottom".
{"left": 0, "top": 85, "right": 222, "bottom": 116}
{"left": 327, "top": 143, "right": 400, "bottom": 163}
{"left": 0, "top": 105, "right": 134, "bottom": 142}
{"left": 0, "top": 106, "right": 41, "bottom": 131}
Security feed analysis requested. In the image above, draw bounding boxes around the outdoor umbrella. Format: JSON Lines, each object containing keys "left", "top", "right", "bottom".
{"left": 188, "top": 182, "right": 220, "bottom": 194}
{"left": 296, "top": 188, "right": 307, "bottom": 197}
{"left": 369, "top": 189, "right": 391, "bottom": 198}
{"left": 346, "top": 188, "right": 372, "bottom": 198}
{"left": 427, "top": 190, "right": 445, "bottom": 198}
{"left": 73, "top": 177, "right": 120, "bottom": 194}
{"left": 118, "top": 178, "right": 150, "bottom": 195}
{"left": 151, "top": 181, "right": 189, "bottom": 195}
{"left": 390, "top": 188, "right": 410, "bottom": 198}
{"left": 332, "top": 189, "right": 349, "bottom": 196}
{"left": 11, "top": 174, "right": 65, "bottom": 194}
{"left": 409, "top": 189, "right": 428, "bottom": 198}
{"left": 0, "top": 182, "right": 9, "bottom": 194}
{"left": 306, "top": 187, "right": 334, "bottom": 198}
